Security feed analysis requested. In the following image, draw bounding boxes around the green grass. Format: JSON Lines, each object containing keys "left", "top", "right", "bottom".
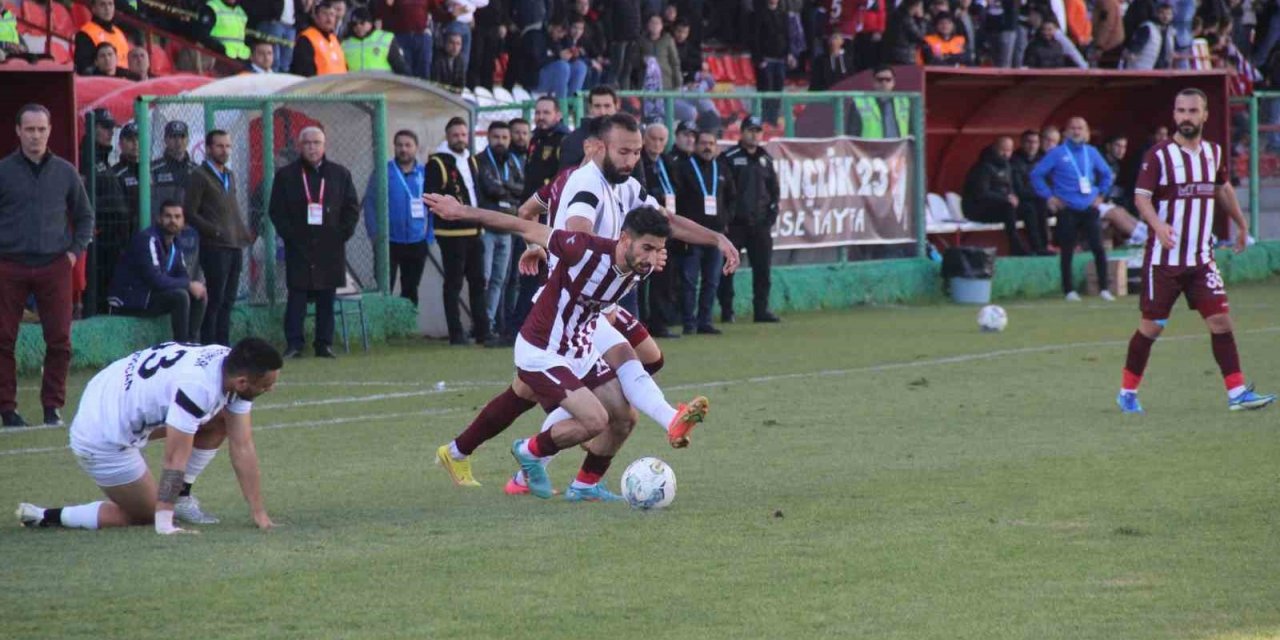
{"left": 3, "top": 282, "right": 1280, "bottom": 640}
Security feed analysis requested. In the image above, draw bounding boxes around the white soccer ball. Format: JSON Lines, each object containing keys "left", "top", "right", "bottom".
{"left": 977, "top": 304, "right": 1008, "bottom": 332}
{"left": 621, "top": 457, "right": 677, "bottom": 510}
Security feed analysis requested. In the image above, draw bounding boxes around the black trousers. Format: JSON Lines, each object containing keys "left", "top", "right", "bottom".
{"left": 718, "top": 224, "right": 774, "bottom": 318}
{"left": 467, "top": 25, "right": 501, "bottom": 89}
{"left": 123, "top": 289, "right": 206, "bottom": 343}
{"left": 438, "top": 235, "right": 489, "bottom": 341}
{"left": 1018, "top": 199, "right": 1050, "bottom": 252}
{"left": 389, "top": 240, "right": 429, "bottom": 307}
{"left": 1057, "top": 207, "right": 1108, "bottom": 295}
{"left": 199, "top": 246, "right": 242, "bottom": 346}
{"left": 965, "top": 199, "right": 1031, "bottom": 255}
{"left": 641, "top": 246, "right": 682, "bottom": 334}
{"left": 284, "top": 288, "right": 335, "bottom": 350}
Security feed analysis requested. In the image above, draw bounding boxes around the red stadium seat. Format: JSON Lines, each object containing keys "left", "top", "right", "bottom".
{"left": 736, "top": 55, "right": 756, "bottom": 86}
{"left": 51, "top": 2, "right": 74, "bottom": 39}
{"left": 20, "top": 0, "right": 46, "bottom": 28}
{"left": 72, "top": 3, "right": 91, "bottom": 27}
{"left": 720, "top": 56, "right": 742, "bottom": 84}
{"left": 49, "top": 38, "right": 71, "bottom": 64}
{"left": 706, "top": 55, "right": 727, "bottom": 83}
{"left": 149, "top": 41, "right": 174, "bottom": 75}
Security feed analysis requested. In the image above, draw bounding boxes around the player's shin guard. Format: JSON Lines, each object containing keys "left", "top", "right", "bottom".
{"left": 615, "top": 360, "right": 679, "bottom": 429}
{"left": 58, "top": 502, "right": 103, "bottom": 529}
{"left": 1122, "top": 331, "right": 1156, "bottom": 392}
{"left": 572, "top": 452, "right": 613, "bottom": 488}
{"left": 454, "top": 386, "right": 537, "bottom": 458}
{"left": 1211, "top": 332, "right": 1247, "bottom": 396}
{"left": 182, "top": 448, "right": 219, "bottom": 495}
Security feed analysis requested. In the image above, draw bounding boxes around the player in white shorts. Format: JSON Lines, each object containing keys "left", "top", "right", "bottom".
{"left": 16, "top": 338, "right": 282, "bottom": 534}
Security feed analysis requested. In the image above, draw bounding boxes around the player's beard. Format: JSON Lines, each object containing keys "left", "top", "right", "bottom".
{"left": 1177, "top": 121, "right": 1202, "bottom": 138}
{"left": 601, "top": 155, "right": 631, "bottom": 184}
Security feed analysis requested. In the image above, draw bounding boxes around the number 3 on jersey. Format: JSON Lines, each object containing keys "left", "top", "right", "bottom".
{"left": 138, "top": 344, "right": 190, "bottom": 380}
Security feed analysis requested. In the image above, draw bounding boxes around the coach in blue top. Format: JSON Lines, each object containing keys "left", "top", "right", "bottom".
{"left": 364, "top": 129, "right": 432, "bottom": 307}
{"left": 1031, "top": 116, "right": 1116, "bottom": 302}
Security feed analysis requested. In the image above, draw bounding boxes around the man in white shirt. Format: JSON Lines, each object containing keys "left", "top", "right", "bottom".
{"left": 17, "top": 338, "right": 283, "bottom": 534}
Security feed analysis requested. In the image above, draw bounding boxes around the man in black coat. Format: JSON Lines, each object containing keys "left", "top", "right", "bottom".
{"left": 427, "top": 117, "right": 488, "bottom": 346}
{"left": 718, "top": 117, "right": 780, "bottom": 324}
{"left": 268, "top": 127, "right": 360, "bottom": 359}
{"left": 962, "top": 136, "right": 1044, "bottom": 255}
{"left": 674, "top": 129, "right": 735, "bottom": 335}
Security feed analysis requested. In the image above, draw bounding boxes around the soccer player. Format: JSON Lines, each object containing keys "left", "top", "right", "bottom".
{"left": 1117, "top": 88, "right": 1275, "bottom": 413}
{"left": 436, "top": 113, "right": 738, "bottom": 493}
{"left": 426, "top": 194, "right": 708, "bottom": 501}
{"left": 17, "top": 338, "right": 283, "bottom": 533}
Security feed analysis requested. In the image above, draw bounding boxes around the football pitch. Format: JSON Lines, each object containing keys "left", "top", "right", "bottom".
{"left": 3, "top": 281, "right": 1280, "bottom": 640}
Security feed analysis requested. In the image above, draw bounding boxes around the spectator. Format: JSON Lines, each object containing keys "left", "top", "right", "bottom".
{"left": 962, "top": 137, "right": 1039, "bottom": 255}
{"left": 107, "top": 201, "right": 207, "bottom": 343}
{"left": 1, "top": 5, "right": 25, "bottom": 60}
{"left": 560, "top": 85, "right": 618, "bottom": 170}
{"left": 671, "top": 119, "right": 697, "bottom": 162}
{"left": 832, "top": 0, "right": 887, "bottom": 72}
{"left": 76, "top": 0, "right": 131, "bottom": 76}
{"left": 571, "top": 0, "right": 607, "bottom": 59}
{"left": 245, "top": 0, "right": 297, "bottom": 72}
{"left": 923, "top": 13, "right": 971, "bottom": 65}
{"left": 636, "top": 13, "right": 682, "bottom": 119}
{"left": 1124, "top": 1, "right": 1176, "bottom": 69}
{"left": 246, "top": 38, "right": 276, "bottom": 73}
{"left": 427, "top": 117, "right": 488, "bottom": 345}
{"left": 1041, "top": 124, "right": 1061, "bottom": 153}
{"left": 952, "top": 0, "right": 978, "bottom": 62}
{"left": 269, "top": 127, "right": 360, "bottom": 359}
{"left": 984, "top": 0, "right": 1021, "bottom": 67}
{"left": 365, "top": 129, "right": 431, "bottom": 307}
{"left": 475, "top": 121, "right": 524, "bottom": 344}
{"left": 675, "top": 129, "right": 734, "bottom": 335}
{"left": 0, "top": 104, "right": 94, "bottom": 428}
{"left": 1023, "top": 19, "right": 1071, "bottom": 68}
{"left": 672, "top": 19, "right": 701, "bottom": 86}
{"left": 1009, "top": 128, "right": 1051, "bottom": 252}
{"left": 151, "top": 121, "right": 198, "bottom": 221}
{"left": 1097, "top": 135, "right": 1147, "bottom": 244}
{"left": 329, "top": 0, "right": 350, "bottom": 38}
{"left": 568, "top": 17, "right": 604, "bottom": 89}
{"left": 850, "top": 66, "right": 910, "bottom": 139}
{"left": 378, "top": 0, "right": 434, "bottom": 81}
{"left": 509, "top": 117, "right": 532, "bottom": 164}
{"left": 431, "top": 31, "right": 467, "bottom": 87}
{"left": 754, "top": 0, "right": 792, "bottom": 125}
{"left": 291, "top": 0, "right": 348, "bottom": 76}
{"left": 1093, "top": 0, "right": 1126, "bottom": 54}
{"left": 811, "top": 32, "right": 854, "bottom": 91}
{"left": 720, "top": 116, "right": 780, "bottom": 324}
{"left": 1063, "top": 0, "right": 1094, "bottom": 53}
{"left": 441, "top": 1, "right": 486, "bottom": 83}
{"left": 81, "top": 110, "right": 130, "bottom": 313}
{"left": 1022, "top": 7, "right": 1088, "bottom": 67}
{"left": 112, "top": 123, "right": 142, "bottom": 228}
{"left": 523, "top": 96, "right": 569, "bottom": 199}
{"left": 196, "top": 0, "right": 251, "bottom": 60}
{"left": 606, "top": 0, "right": 643, "bottom": 86}
{"left": 1124, "top": 0, "right": 1157, "bottom": 47}
{"left": 128, "top": 47, "right": 152, "bottom": 80}
{"left": 637, "top": 122, "right": 681, "bottom": 339}
{"left": 1031, "top": 117, "right": 1115, "bottom": 302}
{"left": 91, "top": 42, "right": 141, "bottom": 80}
{"left": 674, "top": 59, "right": 719, "bottom": 129}
{"left": 468, "top": 0, "right": 507, "bottom": 90}
{"left": 344, "top": 8, "right": 410, "bottom": 74}
{"left": 540, "top": 21, "right": 589, "bottom": 98}
{"left": 883, "top": 0, "right": 927, "bottom": 65}
{"left": 184, "top": 130, "right": 253, "bottom": 346}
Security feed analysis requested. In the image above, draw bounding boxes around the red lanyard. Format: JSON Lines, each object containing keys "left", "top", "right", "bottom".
{"left": 301, "top": 168, "right": 325, "bottom": 205}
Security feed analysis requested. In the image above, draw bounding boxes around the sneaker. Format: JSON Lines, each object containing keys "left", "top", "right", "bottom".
{"left": 503, "top": 473, "right": 531, "bottom": 495}
{"left": 510, "top": 440, "right": 553, "bottom": 499}
{"left": 667, "top": 396, "right": 710, "bottom": 448}
{"left": 1, "top": 411, "right": 27, "bottom": 428}
{"left": 435, "top": 444, "right": 481, "bottom": 487}
{"left": 1065, "top": 291, "right": 1082, "bottom": 302}
{"left": 175, "top": 495, "right": 220, "bottom": 524}
{"left": 1116, "top": 391, "right": 1144, "bottom": 414}
{"left": 1228, "top": 385, "right": 1277, "bottom": 411}
{"left": 1099, "top": 290, "right": 1116, "bottom": 302}
{"left": 15, "top": 502, "right": 44, "bottom": 528}
{"left": 564, "top": 483, "right": 624, "bottom": 503}
{"left": 43, "top": 407, "right": 62, "bottom": 427}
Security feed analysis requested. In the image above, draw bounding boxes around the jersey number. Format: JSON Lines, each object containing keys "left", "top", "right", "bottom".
{"left": 138, "top": 348, "right": 187, "bottom": 380}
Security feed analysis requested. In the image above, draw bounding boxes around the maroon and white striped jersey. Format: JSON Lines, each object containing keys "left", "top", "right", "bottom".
{"left": 1134, "top": 139, "right": 1228, "bottom": 267}
{"left": 520, "top": 230, "right": 647, "bottom": 359}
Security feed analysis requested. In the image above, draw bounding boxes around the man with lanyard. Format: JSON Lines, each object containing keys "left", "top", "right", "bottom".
{"left": 675, "top": 129, "right": 735, "bottom": 335}
{"left": 637, "top": 122, "right": 681, "bottom": 339}
{"left": 184, "top": 130, "right": 253, "bottom": 347}
{"left": 364, "top": 130, "right": 431, "bottom": 307}
{"left": 476, "top": 121, "right": 525, "bottom": 344}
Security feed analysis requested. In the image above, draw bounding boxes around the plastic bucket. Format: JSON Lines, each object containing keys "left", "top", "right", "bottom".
{"left": 950, "top": 277, "right": 992, "bottom": 304}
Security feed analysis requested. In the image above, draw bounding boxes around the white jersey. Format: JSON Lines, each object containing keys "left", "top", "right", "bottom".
{"left": 551, "top": 162, "right": 658, "bottom": 266}
{"left": 70, "top": 343, "right": 252, "bottom": 453}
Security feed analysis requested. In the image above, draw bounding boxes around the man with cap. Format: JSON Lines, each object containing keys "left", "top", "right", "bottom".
{"left": 112, "top": 122, "right": 142, "bottom": 226}
{"left": 670, "top": 120, "right": 697, "bottom": 164}
{"left": 151, "top": 121, "right": 199, "bottom": 222}
{"left": 719, "top": 116, "right": 780, "bottom": 324}
{"left": 342, "top": 8, "right": 410, "bottom": 74}
{"left": 80, "top": 109, "right": 129, "bottom": 315}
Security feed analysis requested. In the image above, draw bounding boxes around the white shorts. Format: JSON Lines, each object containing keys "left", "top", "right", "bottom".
{"left": 514, "top": 335, "right": 602, "bottom": 380}
{"left": 72, "top": 445, "right": 149, "bottom": 488}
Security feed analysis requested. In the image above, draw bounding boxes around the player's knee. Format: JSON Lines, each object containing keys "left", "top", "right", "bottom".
{"left": 511, "top": 379, "right": 537, "bottom": 402}
{"left": 1140, "top": 319, "right": 1165, "bottom": 339}
{"left": 609, "top": 409, "right": 637, "bottom": 437}
{"left": 603, "top": 342, "right": 638, "bottom": 369}
{"left": 643, "top": 355, "right": 664, "bottom": 375}
{"left": 1206, "top": 313, "right": 1233, "bottom": 333}
{"left": 580, "top": 406, "right": 611, "bottom": 437}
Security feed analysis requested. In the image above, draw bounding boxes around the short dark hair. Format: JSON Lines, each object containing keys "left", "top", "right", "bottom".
{"left": 205, "top": 129, "right": 228, "bottom": 147}
{"left": 588, "top": 85, "right": 619, "bottom": 104}
{"left": 696, "top": 129, "right": 718, "bottom": 142}
{"left": 488, "top": 120, "right": 510, "bottom": 133}
{"left": 15, "top": 103, "right": 50, "bottom": 126}
{"left": 1021, "top": 129, "right": 1038, "bottom": 139}
{"left": 224, "top": 337, "right": 284, "bottom": 378}
{"left": 598, "top": 112, "right": 639, "bottom": 139}
{"left": 535, "top": 95, "right": 560, "bottom": 110}
{"left": 622, "top": 206, "right": 672, "bottom": 239}
{"left": 1105, "top": 135, "right": 1128, "bottom": 145}
{"left": 873, "top": 65, "right": 894, "bottom": 77}
{"left": 510, "top": 117, "right": 530, "bottom": 129}
{"left": 445, "top": 116, "right": 468, "bottom": 132}
{"left": 159, "top": 199, "right": 183, "bottom": 212}
{"left": 1177, "top": 87, "right": 1209, "bottom": 108}
{"left": 393, "top": 129, "right": 419, "bottom": 144}
{"left": 933, "top": 11, "right": 953, "bottom": 24}
{"left": 95, "top": 41, "right": 116, "bottom": 55}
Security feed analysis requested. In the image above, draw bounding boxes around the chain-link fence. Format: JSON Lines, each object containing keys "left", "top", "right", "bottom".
{"left": 1235, "top": 93, "right": 1280, "bottom": 241}
{"left": 114, "top": 94, "right": 391, "bottom": 311}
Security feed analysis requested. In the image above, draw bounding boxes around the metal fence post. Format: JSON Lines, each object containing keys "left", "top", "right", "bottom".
{"left": 782, "top": 94, "right": 795, "bottom": 137}
{"left": 374, "top": 98, "right": 390, "bottom": 295}
{"left": 261, "top": 100, "right": 278, "bottom": 306}
{"left": 1249, "top": 95, "right": 1260, "bottom": 236}
{"left": 135, "top": 97, "right": 152, "bottom": 232}
{"left": 912, "top": 94, "right": 927, "bottom": 257}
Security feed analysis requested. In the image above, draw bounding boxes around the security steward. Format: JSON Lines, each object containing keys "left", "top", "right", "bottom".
{"left": 342, "top": 8, "right": 409, "bottom": 74}
{"left": 151, "top": 121, "right": 199, "bottom": 221}
{"left": 719, "top": 116, "right": 780, "bottom": 324}
{"left": 849, "top": 66, "right": 911, "bottom": 139}
{"left": 198, "top": 0, "right": 251, "bottom": 60}
{"left": 290, "top": 0, "right": 347, "bottom": 76}
{"left": 74, "top": 0, "right": 129, "bottom": 75}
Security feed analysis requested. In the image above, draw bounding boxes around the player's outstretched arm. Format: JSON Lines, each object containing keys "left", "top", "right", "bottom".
{"left": 518, "top": 194, "right": 546, "bottom": 221}
{"left": 226, "top": 412, "right": 274, "bottom": 530}
{"left": 424, "top": 194, "right": 553, "bottom": 248}
{"left": 157, "top": 428, "right": 198, "bottom": 535}
{"left": 666, "top": 213, "right": 740, "bottom": 274}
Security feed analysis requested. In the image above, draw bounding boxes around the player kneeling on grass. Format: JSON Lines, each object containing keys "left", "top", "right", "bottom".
{"left": 425, "top": 193, "right": 708, "bottom": 502}
{"left": 17, "top": 338, "right": 282, "bottom": 534}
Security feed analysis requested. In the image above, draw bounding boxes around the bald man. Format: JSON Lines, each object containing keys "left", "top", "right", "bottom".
{"left": 636, "top": 122, "right": 681, "bottom": 338}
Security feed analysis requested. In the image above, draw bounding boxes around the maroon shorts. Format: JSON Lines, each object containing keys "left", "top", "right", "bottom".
{"left": 610, "top": 307, "right": 651, "bottom": 348}
{"left": 517, "top": 359, "right": 618, "bottom": 413}
{"left": 1140, "top": 261, "right": 1230, "bottom": 321}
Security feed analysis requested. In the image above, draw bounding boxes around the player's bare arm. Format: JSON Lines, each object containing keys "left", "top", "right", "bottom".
{"left": 225, "top": 411, "right": 274, "bottom": 530}
{"left": 518, "top": 194, "right": 545, "bottom": 221}
{"left": 664, "top": 212, "right": 740, "bottom": 274}
{"left": 1214, "top": 183, "right": 1249, "bottom": 253}
{"left": 425, "top": 194, "right": 552, "bottom": 248}
{"left": 157, "top": 427, "right": 198, "bottom": 535}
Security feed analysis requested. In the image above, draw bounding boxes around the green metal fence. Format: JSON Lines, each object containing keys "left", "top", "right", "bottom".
{"left": 1233, "top": 92, "right": 1280, "bottom": 241}
{"left": 131, "top": 94, "right": 390, "bottom": 306}
{"left": 475, "top": 89, "right": 927, "bottom": 258}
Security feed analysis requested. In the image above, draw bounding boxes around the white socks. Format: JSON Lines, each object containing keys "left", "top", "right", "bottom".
{"left": 615, "top": 360, "right": 678, "bottom": 430}
{"left": 448, "top": 441, "right": 466, "bottom": 461}
{"left": 60, "top": 501, "right": 103, "bottom": 530}
{"left": 184, "top": 448, "right": 219, "bottom": 485}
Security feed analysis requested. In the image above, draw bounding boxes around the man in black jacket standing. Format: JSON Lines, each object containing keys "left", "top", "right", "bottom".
{"left": 427, "top": 117, "right": 488, "bottom": 346}
{"left": 269, "top": 127, "right": 360, "bottom": 359}
{"left": 719, "top": 117, "right": 780, "bottom": 324}
{"left": 675, "top": 129, "right": 735, "bottom": 335}
{"left": 637, "top": 122, "right": 681, "bottom": 339}
{"left": 475, "top": 120, "right": 524, "bottom": 344}
{"left": 150, "top": 121, "right": 198, "bottom": 221}
{"left": 753, "top": 0, "right": 792, "bottom": 124}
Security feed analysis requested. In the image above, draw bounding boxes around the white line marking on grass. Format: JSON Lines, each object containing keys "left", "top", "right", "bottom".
{"left": 0, "top": 445, "right": 65, "bottom": 457}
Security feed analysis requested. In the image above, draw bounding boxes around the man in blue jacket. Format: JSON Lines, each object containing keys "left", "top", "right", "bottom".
{"left": 364, "top": 129, "right": 432, "bottom": 307}
{"left": 107, "top": 200, "right": 208, "bottom": 342}
{"left": 1031, "top": 116, "right": 1116, "bottom": 302}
